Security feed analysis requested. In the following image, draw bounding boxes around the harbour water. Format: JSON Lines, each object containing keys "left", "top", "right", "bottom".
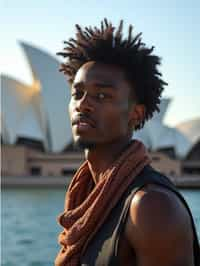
{"left": 2, "top": 187, "right": 200, "bottom": 266}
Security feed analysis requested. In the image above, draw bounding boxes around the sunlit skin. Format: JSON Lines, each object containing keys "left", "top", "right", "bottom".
{"left": 68, "top": 61, "right": 194, "bottom": 266}
{"left": 69, "top": 61, "right": 145, "bottom": 183}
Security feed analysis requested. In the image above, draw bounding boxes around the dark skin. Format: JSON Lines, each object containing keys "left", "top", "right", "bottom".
{"left": 69, "top": 61, "right": 194, "bottom": 266}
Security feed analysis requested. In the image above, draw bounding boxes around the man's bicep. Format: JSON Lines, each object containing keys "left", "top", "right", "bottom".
{"left": 125, "top": 188, "right": 194, "bottom": 266}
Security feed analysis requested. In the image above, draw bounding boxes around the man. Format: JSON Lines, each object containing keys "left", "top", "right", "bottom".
{"left": 55, "top": 19, "right": 199, "bottom": 266}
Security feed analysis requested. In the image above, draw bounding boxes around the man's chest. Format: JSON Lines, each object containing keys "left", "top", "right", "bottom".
{"left": 80, "top": 196, "right": 136, "bottom": 266}
{"left": 81, "top": 229, "right": 136, "bottom": 266}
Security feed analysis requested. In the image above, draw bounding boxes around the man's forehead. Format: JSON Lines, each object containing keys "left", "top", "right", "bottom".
{"left": 74, "top": 61, "right": 127, "bottom": 86}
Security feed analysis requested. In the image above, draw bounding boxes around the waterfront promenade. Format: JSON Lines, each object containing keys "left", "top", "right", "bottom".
{"left": 2, "top": 175, "right": 200, "bottom": 188}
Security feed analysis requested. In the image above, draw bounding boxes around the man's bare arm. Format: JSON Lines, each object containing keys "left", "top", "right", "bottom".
{"left": 125, "top": 185, "right": 194, "bottom": 266}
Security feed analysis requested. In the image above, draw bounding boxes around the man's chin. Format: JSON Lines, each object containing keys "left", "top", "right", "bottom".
{"left": 73, "top": 139, "right": 96, "bottom": 150}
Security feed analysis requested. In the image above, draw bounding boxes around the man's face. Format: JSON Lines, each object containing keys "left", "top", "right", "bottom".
{"left": 69, "top": 61, "right": 135, "bottom": 149}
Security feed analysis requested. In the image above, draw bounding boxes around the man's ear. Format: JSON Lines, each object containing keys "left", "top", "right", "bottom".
{"left": 128, "top": 104, "right": 146, "bottom": 128}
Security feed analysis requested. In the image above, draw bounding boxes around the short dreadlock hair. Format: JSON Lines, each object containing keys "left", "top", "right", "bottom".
{"left": 58, "top": 19, "right": 167, "bottom": 130}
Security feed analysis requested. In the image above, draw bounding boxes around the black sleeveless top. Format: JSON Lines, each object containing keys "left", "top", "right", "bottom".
{"left": 80, "top": 165, "right": 200, "bottom": 266}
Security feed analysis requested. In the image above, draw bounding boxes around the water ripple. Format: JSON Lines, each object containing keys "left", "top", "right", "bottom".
{"left": 2, "top": 188, "right": 199, "bottom": 265}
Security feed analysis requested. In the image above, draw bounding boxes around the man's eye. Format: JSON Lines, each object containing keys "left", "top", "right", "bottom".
{"left": 96, "top": 93, "right": 107, "bottom": 100}
{"left": 71, "top": 90, "right": 83, "bottom": 99}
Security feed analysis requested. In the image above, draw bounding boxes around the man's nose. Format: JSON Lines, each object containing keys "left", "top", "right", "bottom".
{"left": 76, "top": 92, "right": 94, "bottom": 113}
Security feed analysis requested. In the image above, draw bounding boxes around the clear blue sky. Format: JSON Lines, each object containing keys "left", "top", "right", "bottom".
{"left": 1, "top": 0, "right": 200, "bottom": 126}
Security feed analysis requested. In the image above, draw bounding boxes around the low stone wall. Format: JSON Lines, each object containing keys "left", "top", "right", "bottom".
{"left": 1, "top": 176, "right": 71, "bottom": 188}
{"left": 170, "top": 176, "right": 200, "bottom": 188}
{"left": 2, "top": 175, "right": 200, "bottom": 188}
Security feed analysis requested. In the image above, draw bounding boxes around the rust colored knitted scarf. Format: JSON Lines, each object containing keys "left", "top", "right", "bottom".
{"left": 55, "top": 140, "right": 151, "bottom": 266}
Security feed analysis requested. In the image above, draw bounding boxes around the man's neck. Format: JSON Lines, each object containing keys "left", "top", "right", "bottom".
{"left": 85, "top": 138, "right": 132, "bottom": 184}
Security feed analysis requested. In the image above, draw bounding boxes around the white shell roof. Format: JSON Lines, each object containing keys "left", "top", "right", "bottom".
{"left": 133, "top": 99, "right": 192, "bottom": 158}
{"left": 16, "top": 103, "right": 45, "bottom": 142}
{"left": 20, "top": 42, "right": 72, "bottom": 152}
{"left": 1, "top": 75, "right": 46, "bottom": 145}
{"left": 176, "top": 118, "right": 200, "bottom": 144}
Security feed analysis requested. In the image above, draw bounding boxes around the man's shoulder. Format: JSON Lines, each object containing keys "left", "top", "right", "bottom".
{"left": 124, "top": 183, "right": 194, "bottom": 265}
{"left": 129, "top": 183, "right": 191, "bottom": 231}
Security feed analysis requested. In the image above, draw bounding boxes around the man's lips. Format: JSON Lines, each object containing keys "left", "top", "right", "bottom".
{"left": 72, "top": 115, "right": 96, "bottom": 128}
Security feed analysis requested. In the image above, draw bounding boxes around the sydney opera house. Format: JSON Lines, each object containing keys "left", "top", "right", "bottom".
{"left": 1, "top": 42, "right": 200, "bottom": 183}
